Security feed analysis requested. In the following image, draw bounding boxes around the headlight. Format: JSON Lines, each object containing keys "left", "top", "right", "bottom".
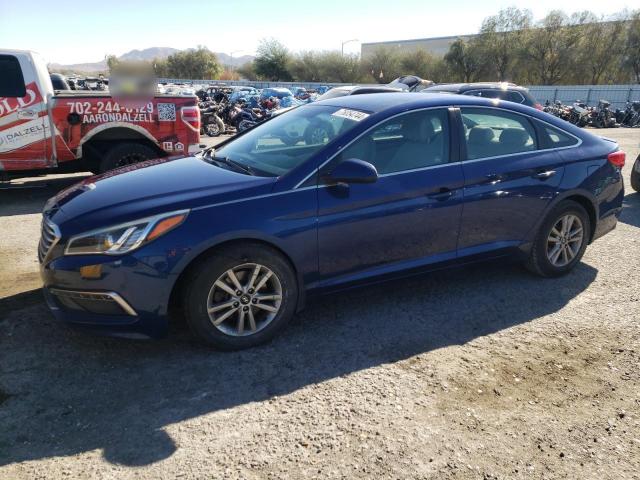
{"left": 65, "top": 210, "right": 189, "bottom": 255}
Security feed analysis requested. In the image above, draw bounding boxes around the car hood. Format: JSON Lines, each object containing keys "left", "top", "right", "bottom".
{"left": 46, "top": 156, "right": 277, "bottom": 233}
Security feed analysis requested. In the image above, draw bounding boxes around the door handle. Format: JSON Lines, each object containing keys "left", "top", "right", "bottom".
{"left": 427, "top": 188, "right": 453, "bottom": 201}
{"left": 17, "top": 109, "right": 36, "bottom": 120}
{"left": 533, "top": 170, "right": 556, "bottom": 180}
{"left": 484, "top": 173, "right": 503, "bottom": 184}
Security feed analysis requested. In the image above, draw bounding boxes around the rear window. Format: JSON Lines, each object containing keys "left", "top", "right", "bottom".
{"left": 540, "top": 124, "right": 579, "bottom": 148}
{"left": 466, "top": 89, "right": 525, "bottom": 104}
{"left": 0, "top": 55, "right": 26, "bottom": 97}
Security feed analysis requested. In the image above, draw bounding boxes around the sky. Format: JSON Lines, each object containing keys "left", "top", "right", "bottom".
{"left": 0, "top": 0, "right": 635, "bottom": 65}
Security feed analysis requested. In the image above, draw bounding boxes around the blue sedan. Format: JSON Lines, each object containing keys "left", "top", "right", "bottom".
{"left": 39, "top": 93, "right": 626, "bottom": 349}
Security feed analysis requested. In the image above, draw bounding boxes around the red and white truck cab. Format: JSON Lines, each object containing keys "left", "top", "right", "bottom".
{"left": 0, "top": 49, "right": 201, "bottom": 176}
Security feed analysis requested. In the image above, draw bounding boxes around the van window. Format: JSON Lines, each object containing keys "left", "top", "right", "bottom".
{"left": 0, "top": 55, "right": 26, "bottom": 98}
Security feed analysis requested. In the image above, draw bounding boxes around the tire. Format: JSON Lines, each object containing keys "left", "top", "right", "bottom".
{"left": 525, "top": 200, "right": 591, "bottom": 278}
{"left": 183, "top": 243, "right": 298, "bottom": 350}
{"left": 631, "top": 155, "right": 640, "bottom": 193}
{"left": 204, "top": 122, "right": 220, "bottom": 137}
{"left": 238, "top": 120, "right": 254, "bottom": 132}
{"left": 99, "top": 142, "right": 157, "bottom": 173}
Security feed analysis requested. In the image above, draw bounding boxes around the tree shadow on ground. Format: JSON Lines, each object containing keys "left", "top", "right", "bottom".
{"left": 0, "top": 260, "right": 598, "bottom": 467}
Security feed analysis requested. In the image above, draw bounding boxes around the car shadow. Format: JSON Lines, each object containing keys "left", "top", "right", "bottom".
{"left": 0, "top": 174, "right": 91, "bottom": 217}
{"left": 0, "top": 261, "right": 598, "bottom": 467}
{"left": 620, "top": 191, "right": 640, "bottom": 228}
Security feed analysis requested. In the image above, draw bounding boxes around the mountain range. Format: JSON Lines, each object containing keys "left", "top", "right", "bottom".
{"left": 48, "top": 47, "right": 254, "bottom": 73}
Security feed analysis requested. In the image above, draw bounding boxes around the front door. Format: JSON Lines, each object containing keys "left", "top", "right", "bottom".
{"left": 317, "top": 108, "right": 464, "bottom": 285}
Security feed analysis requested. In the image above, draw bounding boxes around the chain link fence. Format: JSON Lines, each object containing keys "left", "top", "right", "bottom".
{"left": 527, "top": 85, "right": 640, "bottom": 109}
{"left": 159, "top": 78, "right": 640, "bottom": 109}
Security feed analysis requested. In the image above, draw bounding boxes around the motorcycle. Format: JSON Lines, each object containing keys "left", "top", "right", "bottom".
{"left": 199, "top": 101, "right": 225, "bottom": 137}
{"left": 592, "top": 100, "right": 617, "bottom": 128}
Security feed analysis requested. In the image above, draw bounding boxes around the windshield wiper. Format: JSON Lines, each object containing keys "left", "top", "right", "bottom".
{"left": 205, "top": 149, "right": 255, "bottom": 176}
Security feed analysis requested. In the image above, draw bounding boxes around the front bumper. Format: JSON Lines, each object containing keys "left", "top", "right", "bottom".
{"left": 40, "top": 253, "right": 175, "bottom": 338}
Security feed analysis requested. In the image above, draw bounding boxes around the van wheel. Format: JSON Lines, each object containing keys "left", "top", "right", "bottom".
{"left": 99, "top": 142, "right": 157, "bottom": 173}
{"left": 183, "top": 243, "right": 298, "bottom": 350}
{"left": 525, "top": 200, "right": 590, "bottom": 277}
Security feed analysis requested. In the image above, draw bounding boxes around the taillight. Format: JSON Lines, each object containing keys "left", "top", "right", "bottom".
{"left": 181, "top": 106, "right": 200, "bottom": 132}
{"left": 534, "top": 103, "right": 543, "bottom": 110}
{"left": 607, "top": 150, "right": 625, "bottom": 168}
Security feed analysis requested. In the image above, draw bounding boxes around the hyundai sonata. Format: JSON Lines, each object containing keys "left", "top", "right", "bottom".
{"left": 39, "top": 93, "right": 625, "bottom": 349}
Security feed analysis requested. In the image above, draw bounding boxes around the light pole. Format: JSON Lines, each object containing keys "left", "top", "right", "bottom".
{"left": 341, "top": 39, "right": 359, "bottom": 57}
{"left": 229, "top": 50, "right": 242, "bottom": 71}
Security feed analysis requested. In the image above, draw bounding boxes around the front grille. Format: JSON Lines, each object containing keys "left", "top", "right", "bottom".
{"left": 38, "top": 217, "right": 60, "bottom": 262}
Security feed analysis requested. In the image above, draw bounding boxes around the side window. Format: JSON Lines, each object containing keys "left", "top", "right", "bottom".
{"left": 503, "top": 91, "right": 525, "bottom": 104}
{"left": 332, "top": 109, "right": 449, "bottom": 175}
{"left": 461, "top": 108, "right": 537, "bottom": 160}
{"left": 0, "top": 55, "right": 26, "bottom": 98}
{"left": 540, "top": 124, "right": 579, "bottom": 148}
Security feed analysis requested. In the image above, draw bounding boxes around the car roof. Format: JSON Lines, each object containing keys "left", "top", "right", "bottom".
{"left": 425, "top": 82, "right": 528, "bottom": 92}
{"left": 314, "top": 92, "right": 497, "bottom": 113}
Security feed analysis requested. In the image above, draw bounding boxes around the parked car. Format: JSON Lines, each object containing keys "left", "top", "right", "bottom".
{"left": 316, "top": 85, "right": 402, "bottom": 101}
{"left": 423, "top": 82, "right": 542, "bottom": 109}
{"left": 50, "top": 73, "right": 71, "bottom": 91}
{"left": 632, "top": 154, "right": 640, "bottom": 192}
{"left": 40, "top": 93, "right": 625, "bottom": 350}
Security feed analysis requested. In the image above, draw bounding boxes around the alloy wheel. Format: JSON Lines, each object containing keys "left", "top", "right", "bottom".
{"left": 206, "top": 263, "right": 283, "bottom": 336}
{"left": 546, "top": 214, "right": 584, "bottom": 267}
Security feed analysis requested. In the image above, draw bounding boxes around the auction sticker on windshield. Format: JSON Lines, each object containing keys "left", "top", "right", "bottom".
{"left": 332, "top": 108, "right": 370, "bottom": 122}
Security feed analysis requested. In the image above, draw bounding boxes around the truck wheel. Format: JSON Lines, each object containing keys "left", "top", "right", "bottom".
{"left": 99, "top": 142, "right": 157, "bottom": 173}
{"left": 183, "top": 243, "right": 298, "bottom": 350}
{"left": 631, "top": 155, "right": 640, "bottom": 192}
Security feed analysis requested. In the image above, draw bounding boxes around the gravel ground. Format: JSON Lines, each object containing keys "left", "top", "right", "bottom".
{"left": 0, "top": 129, "right": 638, "bottom": 479}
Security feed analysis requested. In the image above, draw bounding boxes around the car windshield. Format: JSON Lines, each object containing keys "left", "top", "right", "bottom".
{"left": 211, "top": 105, "right": 367, "bottom": 177}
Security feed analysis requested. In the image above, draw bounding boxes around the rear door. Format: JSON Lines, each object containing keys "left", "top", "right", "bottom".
{"left": 456, "top": 107, "right": 566, "bottom": 256}
{"left": 0, "top": 53, "right": 48, "bottom": 170}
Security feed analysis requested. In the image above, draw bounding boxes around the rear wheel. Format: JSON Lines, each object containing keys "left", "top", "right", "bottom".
{"left": 183, "top": 243, "right": 298, "bottom": 350}
{"left": 631, "top": 155, "right": 640, "bottom": 192}
{"left": 99, "top": 142, "right": 157, "bottom": 173}
{"left": 204, "top": 122, "right": 220, "bottom": 137}
{"left": 525, "top": 200, "right": 590, "bottom": 277}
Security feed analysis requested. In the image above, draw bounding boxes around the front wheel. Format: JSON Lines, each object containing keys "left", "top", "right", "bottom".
{"left": 525, "top": 200, "right": 590, "bottom": 277}
{"left": 183, "top": 243, "right": 298, "bottom": 350}
{"left": 631, "top": 155, "right": 640, "bottom": 192}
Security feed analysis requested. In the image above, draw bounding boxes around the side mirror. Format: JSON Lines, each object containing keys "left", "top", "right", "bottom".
{"left": 322, "top": 158, "right": 378, "bottom": 185}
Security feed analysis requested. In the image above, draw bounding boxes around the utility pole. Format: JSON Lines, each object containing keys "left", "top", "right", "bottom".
{"left": 341, "top": 39, "right": 359, "bottom": 57}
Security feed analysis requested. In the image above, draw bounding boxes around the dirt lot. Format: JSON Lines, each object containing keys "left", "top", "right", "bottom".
{"left": 0, "top": 130, "right": 639, "bottom": 479}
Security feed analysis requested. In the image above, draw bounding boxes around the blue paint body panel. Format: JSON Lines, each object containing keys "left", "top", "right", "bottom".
{"left": 39, "top": 93, "right": 625, "bottom": 338}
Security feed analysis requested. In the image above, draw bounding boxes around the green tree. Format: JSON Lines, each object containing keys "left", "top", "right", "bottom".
{"left": 289, "top": 51, "right": 323, "bottom": 82}
{"left": 254, "top": 38, "right": 293, "bottom": 81}
{"left": 524, "top": 11, "right": 582, "bottom": 85}
{"left": 399, "top": 49, "right": 437, "bottom": 80}
{"left": 476, "top": 7, "right": 532, "bottom": 81}
{"left": 106, "top": 55, "right": 119, "bottom": 73}
{"left": 364, "top": 47, "right": 402, "bottom": 83}
{"left": 622, "top": 10, "right": 640, "bottom": 83}
{"left": 236, "top": 61, "right": 258, "bottom": 81}
{"left": 165, "top": 46, "right": 222, "bottom": 80}
{"left": 444, "top": 39, "right": 485, "bottom": 82}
